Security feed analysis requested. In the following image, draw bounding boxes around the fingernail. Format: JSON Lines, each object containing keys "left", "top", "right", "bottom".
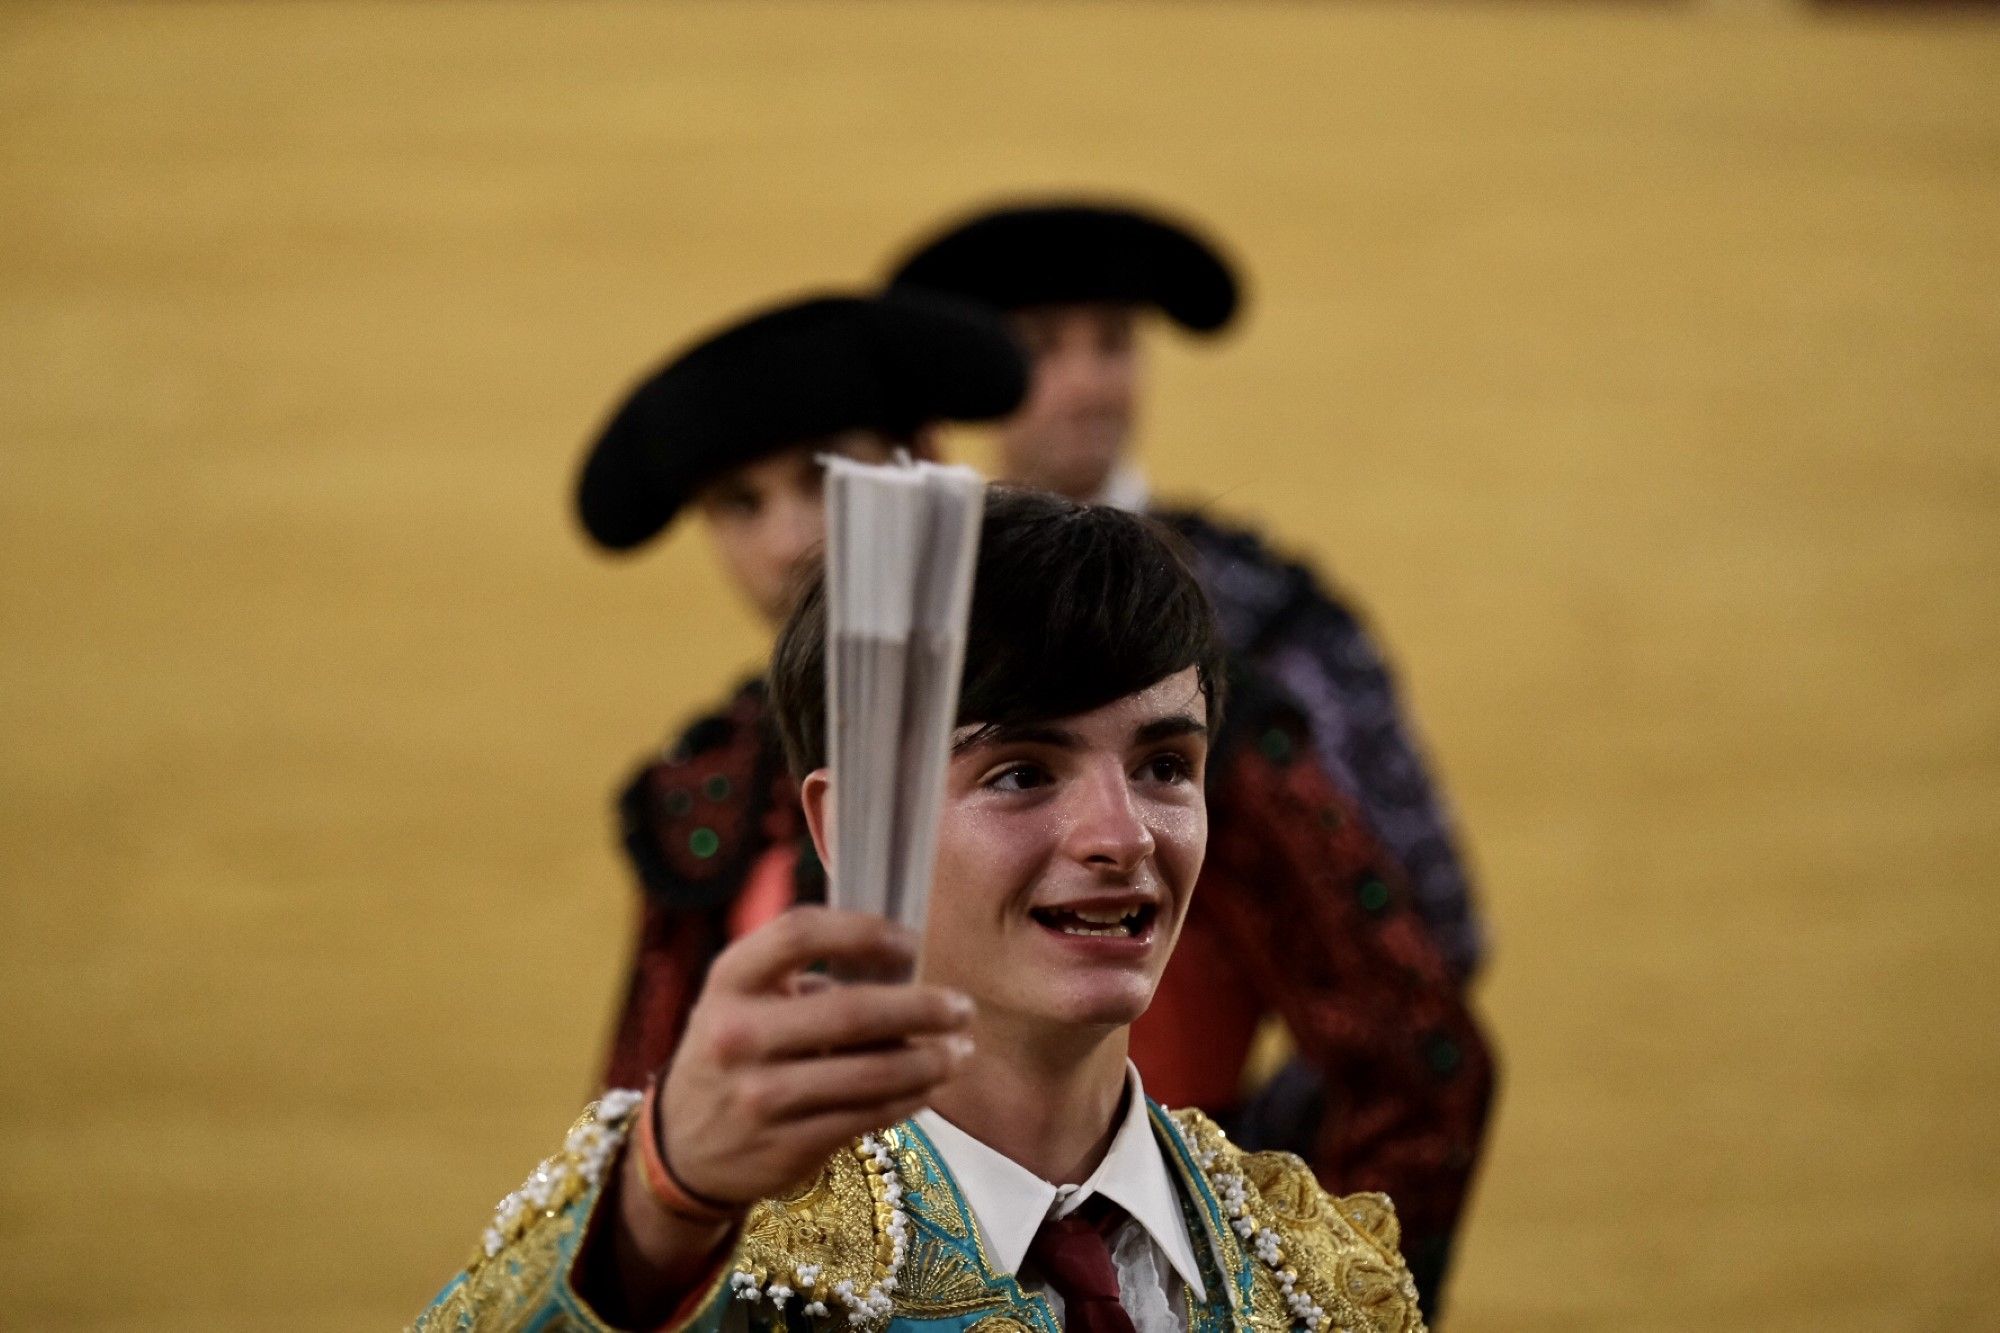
{"left": 945, "top": 1034, "right": 975, "bottom": 1062}
{"left": 944, "top": 991, "right": 974, "bottom": 1020}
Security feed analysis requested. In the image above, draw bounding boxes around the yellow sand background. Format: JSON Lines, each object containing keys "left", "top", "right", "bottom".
{"left": 3, "top": 2, "right": 1996, "bottom": 1328}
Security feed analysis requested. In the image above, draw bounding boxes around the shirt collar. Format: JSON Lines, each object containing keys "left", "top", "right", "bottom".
{"left": 1092, "top": 463, "right": 1152, "bottom": 514}
{"left": 912, "top": 1063, "right": 1207, "bottom": 1300}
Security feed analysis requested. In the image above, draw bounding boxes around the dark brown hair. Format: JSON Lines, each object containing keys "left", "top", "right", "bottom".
{"left": 770, "top": 487, "right": 1225, "bottom": 777}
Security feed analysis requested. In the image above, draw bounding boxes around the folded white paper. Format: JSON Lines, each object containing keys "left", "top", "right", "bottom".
{"left": 823, "top": 456, "right": 985, "bottom": 937}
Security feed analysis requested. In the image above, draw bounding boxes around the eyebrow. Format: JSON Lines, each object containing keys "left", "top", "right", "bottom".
{"left": 952, "top": 723, "right": 1080, "bottom": 755}
{"left": 951, "top": 713, "right": 1209, "bottom": 755}
{"left": 1133, "top": 715, "right": 1209, "bottom": 746}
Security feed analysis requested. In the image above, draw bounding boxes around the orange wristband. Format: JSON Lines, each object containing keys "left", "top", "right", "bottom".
{"left": 637, "top": 1078, "right": 742, "bottom": 1225}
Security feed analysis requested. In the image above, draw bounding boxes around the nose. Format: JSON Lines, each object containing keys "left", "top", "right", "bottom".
{"left": 1028, "top": 342, "right": 1084, "bottom": 394}
{"left": 1062, "top": 761, "right": 1155, "bottom": 877}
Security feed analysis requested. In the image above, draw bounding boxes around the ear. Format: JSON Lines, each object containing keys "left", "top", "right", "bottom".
{"left": 908, "top": 425, "right": 941, "bottom": 462}
{"left": 800, "top": 769, "right": 835, "bottom": 870}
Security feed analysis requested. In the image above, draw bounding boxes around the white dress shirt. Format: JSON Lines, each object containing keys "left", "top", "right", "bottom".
{"left": 1091, "top": 463, "right": 1152, "bottom": 515}
{"left": 913, "top": 1065, "right": 1209, "bottom": 1333}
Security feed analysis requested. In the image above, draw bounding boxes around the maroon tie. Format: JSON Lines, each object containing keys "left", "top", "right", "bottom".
{"left": 1026, "top": 1197, "right": 1138, "bottom": 1333}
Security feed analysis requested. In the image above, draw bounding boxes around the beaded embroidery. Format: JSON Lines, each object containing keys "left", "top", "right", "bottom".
{"left": 425, "top": 1098, "right": 1423, "bottom": 1333}
{"left": 474, "top": 1089, "right": 644, "bottom": 1264}
{"left": 729, "top": 1132, "right": 909, "bottom": 1327}
{"left": 1176, "top": 1108, "right": 1425, "bottom": 1333}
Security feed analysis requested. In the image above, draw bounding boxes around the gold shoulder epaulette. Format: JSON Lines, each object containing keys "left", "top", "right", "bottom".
{"left": 1169, "top": 1107, "right": 1427, "bottom": 1333}
{"left": 416, "top": 1090, "right": 646, "bottom": 1333}
{"left": 728, "top": 1131, "right": 908, "bottom": 1327}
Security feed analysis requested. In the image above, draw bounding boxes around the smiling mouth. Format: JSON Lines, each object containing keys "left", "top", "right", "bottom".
{"left": 1029, "top": 904, "right": 1158, "bottom": 939}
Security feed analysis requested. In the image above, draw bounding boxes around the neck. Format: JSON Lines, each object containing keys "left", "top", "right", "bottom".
{"left": 923, "top": 1013, "right": 1132, "bottom": 1185}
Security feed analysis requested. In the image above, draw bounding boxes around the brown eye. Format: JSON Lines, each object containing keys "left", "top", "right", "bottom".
{"left": 987, "top": 763, "right": 1051, "bottom": 793}
{"left": 1138, "top": 754, "right": 1193, "bottom": 784}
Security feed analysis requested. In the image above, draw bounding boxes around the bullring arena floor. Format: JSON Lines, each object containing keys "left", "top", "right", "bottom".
{"left": 2, "top": 2, "right": 1996, "bottom": 1328}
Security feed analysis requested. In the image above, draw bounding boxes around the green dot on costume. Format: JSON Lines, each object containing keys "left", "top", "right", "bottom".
{"left": 1357, "top": 877, "right": 1390, "bottom": 914}
{"left": 1257, "top": 728, "right": 1293, "bottom": 763}
{"left": 664, "top": 790, "right": 694, "bottom": 818}
{"left": 689, "top": 827, "right": 721, "bottom": 859}
{"left": 1318, "top": 806, "right": 1341, "bottom": 830}
{"left": 702, "top": 774, "right": 731, "bottom": 802}
{"left": 1423, "top": 1035, "right": 1462, "bottom": 1077}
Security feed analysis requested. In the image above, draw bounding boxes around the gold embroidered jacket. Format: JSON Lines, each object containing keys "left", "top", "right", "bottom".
{"left": 415, "top": 1093, "right": 1425, "bottom": 1333}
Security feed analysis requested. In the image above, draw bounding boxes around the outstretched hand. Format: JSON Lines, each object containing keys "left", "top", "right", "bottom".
{"left": 660, "top": 905, "right": 975, "bottom": 1207}
{"left": 648, "top": 904, "right": 968, "bottom": 1192}
{"left": 600, "top": 907, "right": 974, "bottom": 1319}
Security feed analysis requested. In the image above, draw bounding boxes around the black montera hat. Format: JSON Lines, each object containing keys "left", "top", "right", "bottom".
{"left": 576, "top": 291, "right": 1028, "bottom": 552}
{"left": 886, "top": 201, "right": 1241, "bottom": 334}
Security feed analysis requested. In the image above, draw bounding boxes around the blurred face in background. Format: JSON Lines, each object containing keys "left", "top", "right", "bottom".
{"left": 997, "top": 303, "right": 1141, "bottom": 502}
{"left": 695, "top": 431, "right": 915, "bottom": 624}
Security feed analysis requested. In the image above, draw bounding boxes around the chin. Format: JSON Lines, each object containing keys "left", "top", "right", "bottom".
{"left": 1027, "top": 434, "right": 1114, "bottom": 496}
{"left": 1065, "top": 445, "right": 1122, "bottom": 488}
{"left": 1044, "top": 978, "right": 1157, "bottom": 1030}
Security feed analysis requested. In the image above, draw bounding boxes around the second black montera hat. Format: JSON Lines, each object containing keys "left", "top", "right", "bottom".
{"left": 886, "top": 201, "right": 1241, "bottom": 334}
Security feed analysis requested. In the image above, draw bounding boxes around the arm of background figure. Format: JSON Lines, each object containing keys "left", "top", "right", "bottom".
{"left": 1261, "top": 593, "right": 1489, "bottom": 981}
{"left": 602, "top": 894, "right": 724, "bottom": 1090}
{"left": 1197, "top": 739, "right": 1495, "bottom": 1283}
{"left": 1161, "top": 502, "right": 1488, "bottom": 980}
{"left": 603, "top": 691, "right": 796, "bottom": 1090}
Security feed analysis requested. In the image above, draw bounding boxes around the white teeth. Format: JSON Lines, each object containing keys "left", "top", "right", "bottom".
{"left": 1045, "top": 907, "right": 1146, "bottom": 938}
